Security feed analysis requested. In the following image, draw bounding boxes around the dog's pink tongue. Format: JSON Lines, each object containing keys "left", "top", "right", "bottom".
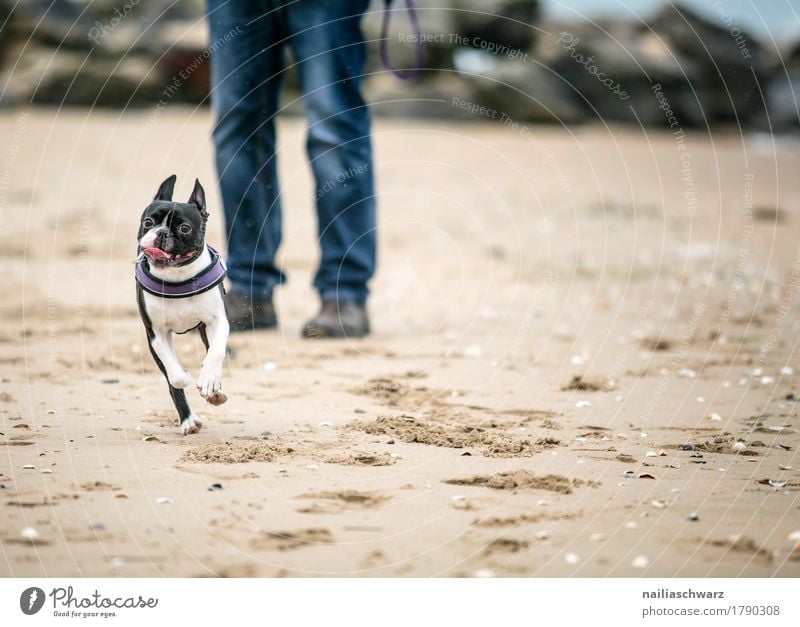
{"left": 143, "top": 247, "right": 171, "bottom": 261}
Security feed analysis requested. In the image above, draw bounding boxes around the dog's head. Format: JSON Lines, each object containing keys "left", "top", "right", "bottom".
{"left": 138, "top": 175, "right": 208, "bottom": 267}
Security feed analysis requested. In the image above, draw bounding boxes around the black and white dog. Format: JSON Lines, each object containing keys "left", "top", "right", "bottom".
{"left": 135, "top": 175, "right": 229, "bottom": 435}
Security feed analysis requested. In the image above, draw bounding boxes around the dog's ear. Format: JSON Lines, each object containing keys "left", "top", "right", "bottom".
{"left": 154, "top": 174, "right": 177, "bottom": 201}
{"left": 189, "top": 179, "right": 208, "bottom": 217}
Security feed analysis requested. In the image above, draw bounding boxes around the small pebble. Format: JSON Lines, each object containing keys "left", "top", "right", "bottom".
{"left": 21, "top": 527, "right": 39, "bottom": 540}
{"left": 471, "top": 568, "right": 495, "bottom": 578}
{"left": 564, "top": 553, "right": 580, "bottom": 565}
{"left": 733, "top": 441, "right": 747, "bottom": 452}
{"left": 208, "top": 483, "right": 223, "bottom": 491}
{"left": 156, "top": 497, "right": 173, "bottom": 504}
{"left": 632, "top": 555, "right": 650, "bottom": 569}
{"left": 679, "top": 444, "right": 694, "bottom": 451}
{"left": 688, "top": 513, "right": 700, "bottom": 522}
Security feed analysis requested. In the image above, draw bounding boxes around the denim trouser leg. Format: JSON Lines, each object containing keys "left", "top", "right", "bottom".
{"left": 207, "top": 0, "right": 285, "bottom": 299}
{"left": 208, "top": 0, "right": 376, "bottom": 304}
{"left": 286, "top": 0, "right": 376, "bottom": 304}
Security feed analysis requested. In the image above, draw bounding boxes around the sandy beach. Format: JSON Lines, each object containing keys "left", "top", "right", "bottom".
{"left": 1, "top": 109, "right": 799, "bottom": 577}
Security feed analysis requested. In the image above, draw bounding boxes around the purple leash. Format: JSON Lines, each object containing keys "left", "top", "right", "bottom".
{"left": 380, "top": 0, "right": 423, "bottom": 80}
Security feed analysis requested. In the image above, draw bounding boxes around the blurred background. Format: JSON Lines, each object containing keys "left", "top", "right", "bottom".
{"left": 0, "top": 0, "right": 798, "bottom": 130}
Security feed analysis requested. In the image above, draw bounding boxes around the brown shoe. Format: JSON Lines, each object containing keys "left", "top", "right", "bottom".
{"left": 301, "top": 300, "right": 370, "bottom": 339}
{"left": 224, "top": 290, "right": 277, "bottom": 332}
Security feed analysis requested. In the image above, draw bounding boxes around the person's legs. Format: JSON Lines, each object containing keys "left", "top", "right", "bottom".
{"left": 207, "top": 0, "right": 286, "bottom": 315}
{"left": 285, "top": 0, "right": 376, "bottom": 311}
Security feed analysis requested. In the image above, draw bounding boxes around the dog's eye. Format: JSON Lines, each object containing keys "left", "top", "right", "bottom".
{"left": 143, "top": 218, "right": 154, "bottom": 228}
{"left": 178, "top": 224, "right": 192, "bottom": 235}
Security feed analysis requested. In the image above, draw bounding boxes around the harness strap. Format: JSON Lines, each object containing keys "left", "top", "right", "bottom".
{"left": 135, "top": 245, "right": 226, "bottom": 299}
{"left": 380, "top": 0, "right": 423, "bottom": 81}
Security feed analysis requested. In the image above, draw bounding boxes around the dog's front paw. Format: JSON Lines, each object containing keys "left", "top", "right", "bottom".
{"left": 169, "top": 370, "right": 193, "bottom": 389}
{"left": 197, "top": 364, "right": 225, "bottom": 404}
{"left": 180, "top": 413, "right": 203, "bottom": 435}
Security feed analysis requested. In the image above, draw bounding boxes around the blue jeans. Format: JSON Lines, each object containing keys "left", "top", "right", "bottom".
{"left": 207, "top": 0, "right": 375, "bottom": 304}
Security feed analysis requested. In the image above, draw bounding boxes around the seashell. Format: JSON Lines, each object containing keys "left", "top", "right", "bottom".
{"left": 733, "top": 441, "right": 747, "bottom": 452}
{"left": 787, "top": 531, "right": 800, "bottom": 542}
{"left": 21, "top": 464, "right": 36, "bottom": 470}
{"left": 13, "top": 423, "right": 30, "bottom": 429}
{"left": 208, "top": 483, "right": 223, "bottom": 491}
{"left": 41, "top": 469, "right": 52, "bottom": 474}
{"left": 645, "top": 451, "right": 657, "bottom": 458}
{"left": 564, "top": 553, "right": 580, "bottom": 565}
{"left": 780, "top": 366, "right": 794, "bottom": 376}
{"left": 706, "top": 413, "right": 722, "bottom": 422}
{"left": 657, "top": 449, "right": 667, "bottom": 456}
{"left": 631, "top": 555, "right": 650, "bottom": 568}
{"left": 535, "top": 530, "right": 550, "bottom": 540}
{"left": 143, "top": 436, "right": 159, "bottom": 442}
{"left": 625, "top": 521, "right": 638, "bottom": 529}
{"left": 760, "top": 376, "right": 775, "bottom": 385}
{"left": 464, "top": 345, "right": 483, "bottom": 357}
{"left": 317, "top": 421, "right": 333, "bottom": 428}
{"left": 114, "top": 494, "right": 128, "bottom": 499}
{"left": 305, "top": 464, "right": 319, "bottom": 470}
{"left": 156, "top": 497, "right": 173, "bottom": 504}
{"left": 451, "top": 495, "right": 466, "bottom": 502}
{"left": 688, "top": 513, "right": 700, "bottom": 522}
{"left": 589, "top": 533, "right": 606, "bottom": 541}
{"left": 21, "top": 527, "right": 39, "bottom": 540}
{"left": 570, "top": 355, "right": 584, "bottom": 365}
{"left": 471, "top": 569, "right": 495, "bottom": 578}
{"left": 651, "top": 500, "right": 667, "bottom": 508}
{"left": 668, "top": 463, "right": 681, "bottom": 469}
{"left": 638, "top": 473, "right": 657, "bottom": 480}
{"left": 536, "top": 500, "right": 550, "bottom": 506}
{"left": 624, "top": 471, "right": 636, "bottom": 478}
{"left": 575, "top": 401, "right": 591, "bottom": 408}
{"left": 262, "top": 361, "right": 278, "bottom": 371}
{"left": 779, "top": 465, "right": 792, "bottom": 471}
{"left": 677, "top": 368, "right": 697, "bottom": 379}
{"left": 769, "top": 480, "right": 786, "bottom": 489}
{"left": 45, "top": 409, "right": 56, "bottom": 415}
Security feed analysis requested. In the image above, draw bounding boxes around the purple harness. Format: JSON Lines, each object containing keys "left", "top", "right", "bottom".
{"left": 135, "top": 245, "right": 226, "bottom": 299}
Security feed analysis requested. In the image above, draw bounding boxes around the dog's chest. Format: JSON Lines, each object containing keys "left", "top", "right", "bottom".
{"left": 142, "top": 289, "right": 223, "bottom": 333}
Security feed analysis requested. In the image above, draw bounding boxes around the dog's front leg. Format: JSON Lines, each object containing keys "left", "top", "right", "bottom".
{"left": 150, "top": 330, "right": 192, "bottom": 389}
{"left": 197, "top": 313, "right": 229, "bottom": 406}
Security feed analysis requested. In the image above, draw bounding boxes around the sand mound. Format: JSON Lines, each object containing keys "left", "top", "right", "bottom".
{"left": 250, "top": 528, "right": 333, "bottom": 551}
{"left": 562, "top": 375, "right": 616, "bottom": 392}
{"left": 323, "top": 451, "right": 397, "bottom": 466}
{"left": 444, "top": 470, "right": 591, "bottom": 494}
{"left": 296, "top": 490, "right": 389, "bottom": 513}
{"left": 180, "top": 440, "right": 292, "bottom": 464}
{"left": 348, "top": 415, "right": 559, "bottom": 458}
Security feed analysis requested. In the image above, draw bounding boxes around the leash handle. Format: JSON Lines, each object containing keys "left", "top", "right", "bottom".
{"left": 380, "top": 0, "right": 423, "bottom": 80}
